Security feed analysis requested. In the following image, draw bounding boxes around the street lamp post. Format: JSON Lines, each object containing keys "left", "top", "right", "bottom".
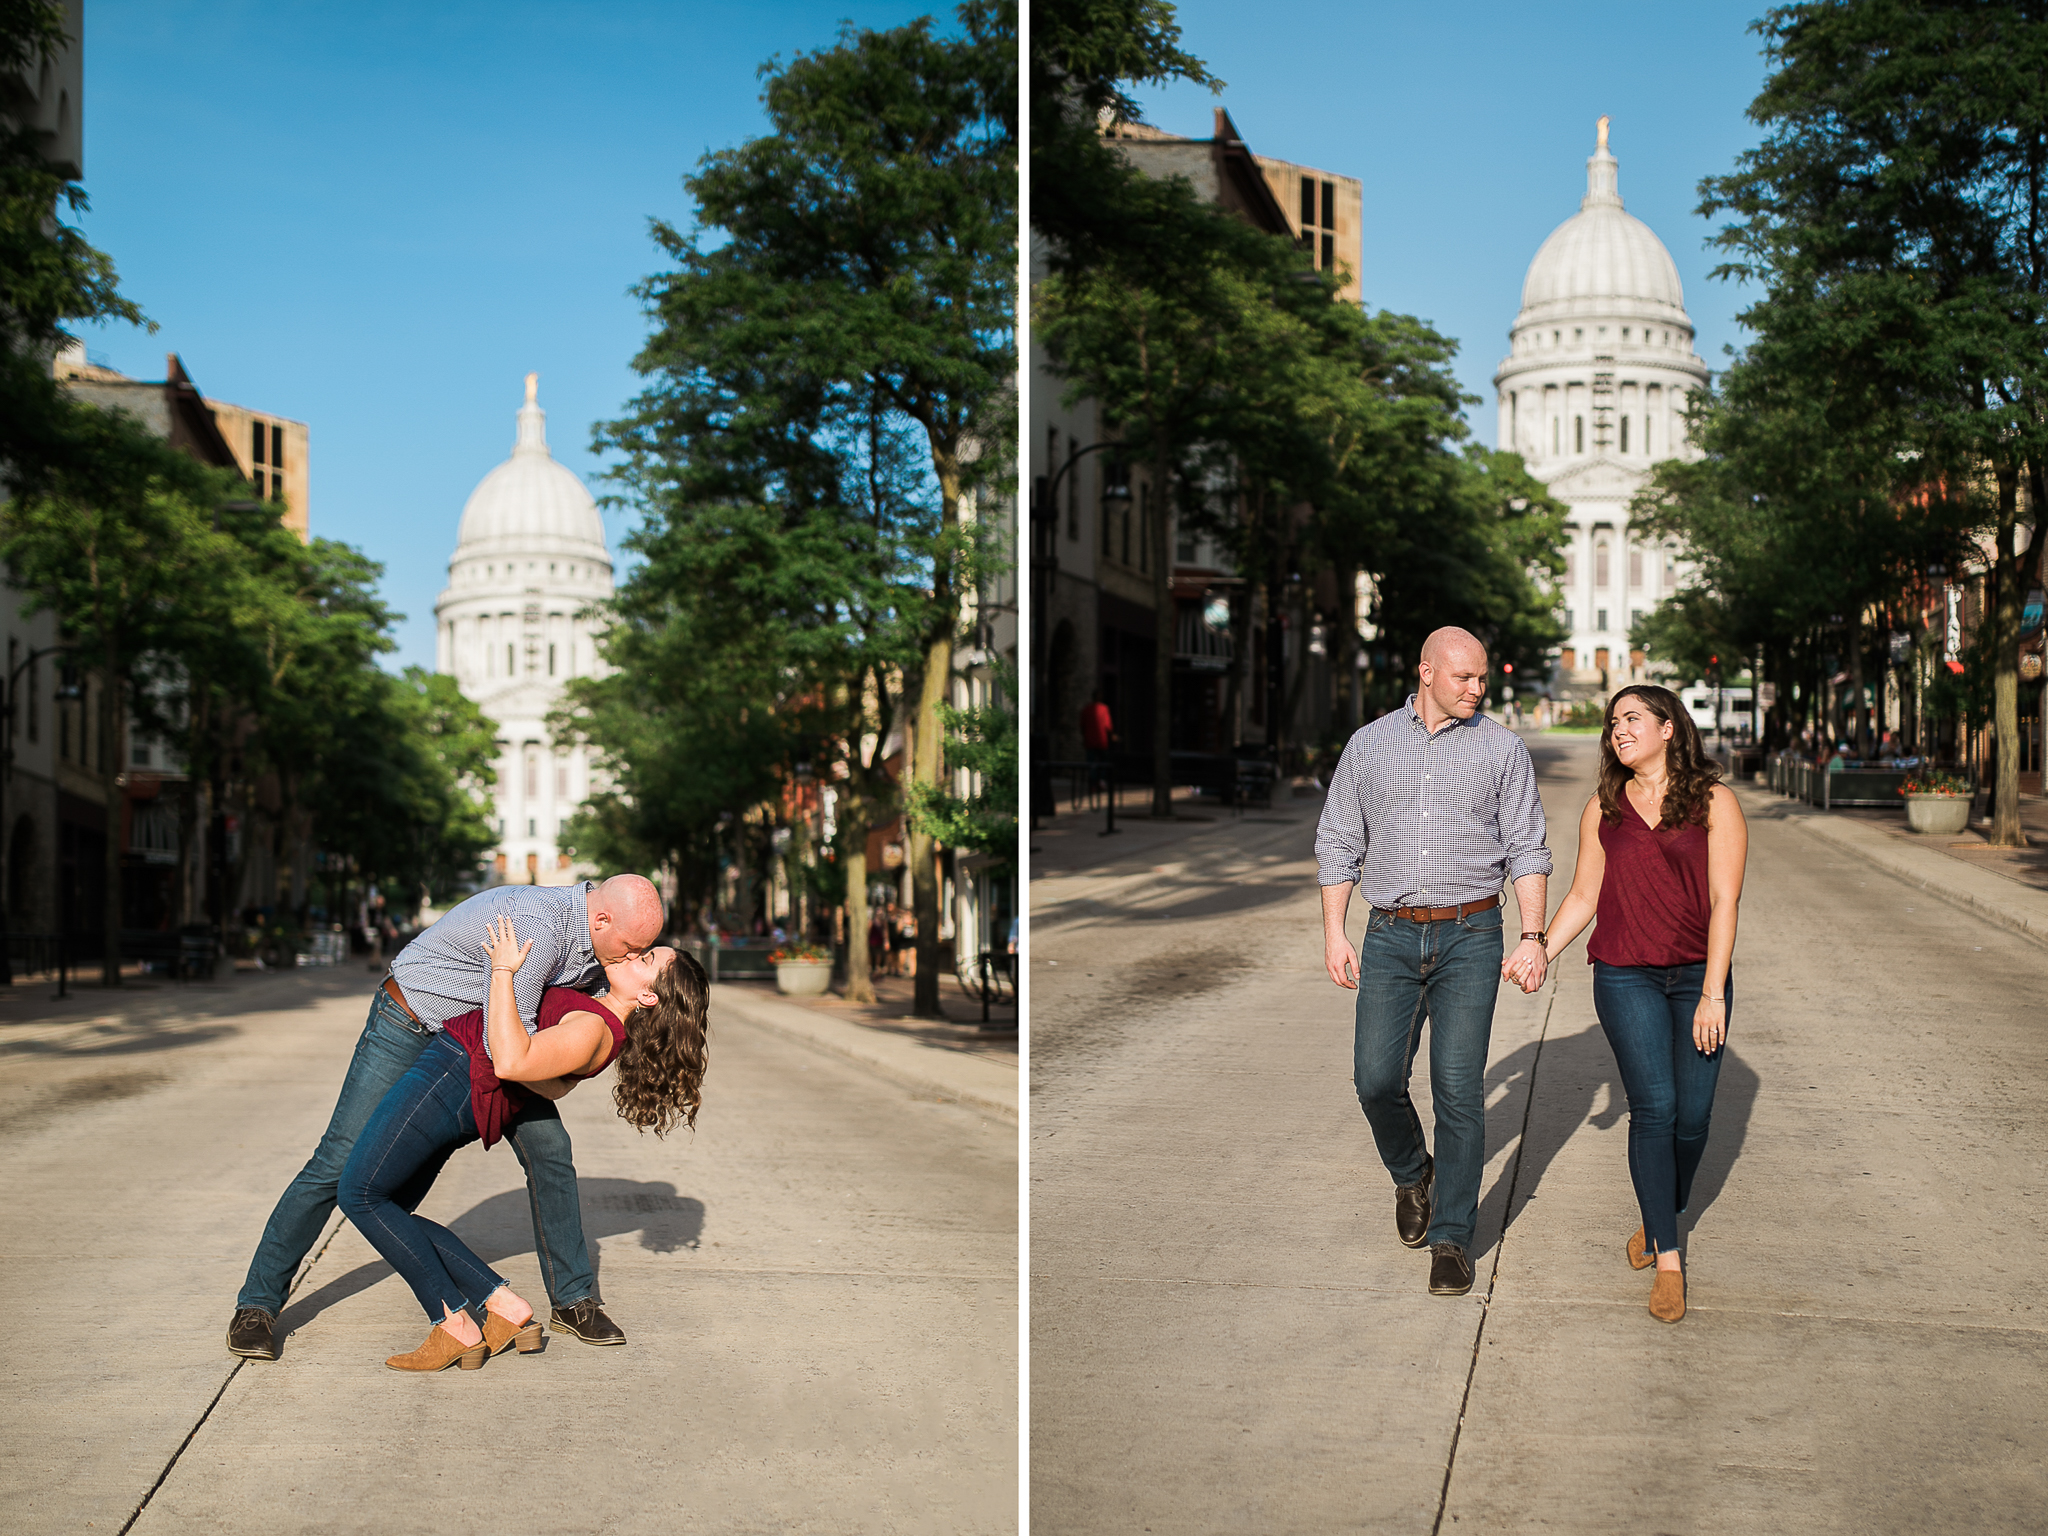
{"left": 0, "top": 644, "right": 78, "bottom": 989}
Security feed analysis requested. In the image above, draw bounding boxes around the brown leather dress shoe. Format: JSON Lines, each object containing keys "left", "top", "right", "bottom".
{"left": 1428, "top": 1242, "right": 1473, "bottom": 1296}
{"left": 226, "top": 1307, "right": 279, "bottom": 1361}
{"left": 1648, "top": 1267, "right": 1685, "bottom": 1323}
{"left": 386, "top": 1323, "right": 489, "bottom": 1372}
{"left": 550, "top": 1298, "right": 626, "bottom": 1346}
{"left": 482, "top": 1312, "right": 545, "bottom": 1357}
{"left": 1627, "top": 1228, "right": 1655, "bottom": 1270}
{"left": 1394, "top": 1158, "right": 1434, "bottom": 1249}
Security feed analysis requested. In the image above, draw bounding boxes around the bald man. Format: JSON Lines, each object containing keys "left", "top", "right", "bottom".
{"left": 1314, "top": 629, "right": 1552, "bottom": 1296}
{"left": 227, "top": 875, "right": 667, "bottom": 1361}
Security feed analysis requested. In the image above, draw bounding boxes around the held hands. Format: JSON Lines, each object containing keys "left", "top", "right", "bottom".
{"left": 481, "top": 915, "right": 533, "bottom": 976}
{"left": 1693, "top": 994, "right": 1727, "bottom": 1055}
{"left": 1501, "top": 939, "right": 1548, "bottom": 994}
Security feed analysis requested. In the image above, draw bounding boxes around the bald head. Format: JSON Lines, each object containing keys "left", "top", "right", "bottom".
{"left": 588, "top": 874, "right": 665, "bottom": 963}
{"left": 1420, "top": 626, "right": 1486, "bottom": 671}
{"left": 1415, "top": 627, "right": 1489, "bottom": 727}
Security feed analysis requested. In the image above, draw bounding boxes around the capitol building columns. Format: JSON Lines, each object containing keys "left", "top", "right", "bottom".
{"left": 434, "top": 374, "right": 613, "bottom": 886}
{"left": 1494, "top": 118, "right": 1711, "bottom": 701}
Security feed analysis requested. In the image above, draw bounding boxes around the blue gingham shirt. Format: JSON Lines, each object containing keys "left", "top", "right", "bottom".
{"left": 1314, "top": 698, "right": 1552, "bottom": 907}
{"left": 389, "top": 881, "right": 603, "bottom": 1035}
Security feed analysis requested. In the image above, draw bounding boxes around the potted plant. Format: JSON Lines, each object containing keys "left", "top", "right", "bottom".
{"left": 1900, "top": 770, "right": 1972, "bottom": 835}
{"left": 770, "top": 941, "right": 833, "bottom": 996}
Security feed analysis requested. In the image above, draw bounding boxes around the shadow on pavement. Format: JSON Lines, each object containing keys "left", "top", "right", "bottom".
{"left": 1473, "top": 1020, "right": 1758, "bottom": 1262}
{"left": 274, "top": 1177, "right": 708, "bottom": 1341}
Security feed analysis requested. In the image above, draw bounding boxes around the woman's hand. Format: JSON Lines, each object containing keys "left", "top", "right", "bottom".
{"left": 1693, "top": 994, "right": 1727, "bottom": 1055}
{"left": 482, "top": 915, "right": 532, "bottom": 976}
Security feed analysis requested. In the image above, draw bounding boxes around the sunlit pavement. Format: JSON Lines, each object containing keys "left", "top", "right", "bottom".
{"left": 1030, "top": 732, "right": 2047, "bottom": 1534}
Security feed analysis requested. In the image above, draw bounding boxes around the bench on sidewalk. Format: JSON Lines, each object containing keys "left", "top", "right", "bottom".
{"left": 678, "top": 937, "right": 780, "bottom": 983}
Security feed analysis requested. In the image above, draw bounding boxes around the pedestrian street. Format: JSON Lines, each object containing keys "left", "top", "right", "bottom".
{"left": 0, "top": 967, "right": 1016, "bottom": 1536}
{"left": 1029, "top": 733, "right": 2048, "bottom": 1535}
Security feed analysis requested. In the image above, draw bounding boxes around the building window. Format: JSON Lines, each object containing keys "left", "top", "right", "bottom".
{"left": 1595, "top": 541, "right": 1609, "bottom": 587}
{"left": 1631, "top": 608, "right": 1644, "bottom": 628}
{"left": 506, "top": 643, "right": 515, "bottom": 675}
{"left": 1564, "top": 609, "right": 1575, "bottom": 632}
{"left": 1575, "top": 416, "right": 1585, "bottom": 453}
{"left": 1597, "top": 608, "right": 1609, "bottom": 632}
{"left": 1299, "top": 178, "right": 1315, "bottom": 229}
{"left": 1564, "top": 548, "right": 1576, "bottom": 585}
{"left": 272, "top": 424, "right": 284, "bottom": 470}
{"left": 525, "top": 752, "right": 539, "bottom": 798}
{"left": 1620, "top": 416, "right": 1630, "bottom": 453}
{"left": 1321, "top": 232, "right": 1334, "bottom": 269}
{"left": 251, "top": 422, "right": 265, "bottom": 465}
{"left": 1629, "top": 547, "right": 1643, "bottom": 587}
{"left": 527, "top": 818, "right": 536, "bottom": 837}
{"left": 548, "top": 643, "right": 557, "bottom": 676}
{"left": 132, "top": 738, "right": 150, "bottom": 766}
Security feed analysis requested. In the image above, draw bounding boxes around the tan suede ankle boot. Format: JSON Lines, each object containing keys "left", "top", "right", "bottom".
{"left": 386, "top": 1323, "right": 488, "bottom": 1372}
{"left": 482, "top": 1312, "right": 545, "bottom": 1357}
{"left": 1648, "top": 1267, "right": 1685, "bottom": 1323}
{"left": 1627, "top": 1228, "right": 1655, "bottom": 1270}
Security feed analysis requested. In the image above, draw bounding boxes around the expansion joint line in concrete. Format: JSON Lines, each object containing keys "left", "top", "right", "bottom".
{"left": 1429, "top": 980, "right": 1558, "bottom": 1536}
{"left": 116, "top": 1211, "right": 348, "bottom": 1536}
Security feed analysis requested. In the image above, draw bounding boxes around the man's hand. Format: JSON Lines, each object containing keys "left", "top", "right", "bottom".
{"left": 1502, "top": 938, "right": 1547, "bottom": 993}
{"left": 1325, "top": 929, "right": 1359, "bottom": 990}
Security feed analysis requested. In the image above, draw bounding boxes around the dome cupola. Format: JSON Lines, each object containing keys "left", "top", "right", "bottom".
{"left": 1513, "top": 117, "right": 1689, "bottom": 338}
{"left": 452, "top": 373, "right": 610, "bottom": 562}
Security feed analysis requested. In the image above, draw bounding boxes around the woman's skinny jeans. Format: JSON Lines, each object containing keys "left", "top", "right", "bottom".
{"left": 338, "top": 1033, "right": 503, "bottom": 1322}
{"left": 1592, "top": 961, "right": 1731, "bottom": 1255}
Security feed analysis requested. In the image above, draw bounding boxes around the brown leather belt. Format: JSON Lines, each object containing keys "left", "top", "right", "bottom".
{"left": 1375, "top": 894, "right": 1501, "bottom": 924}
{"left": 381, "top": 975, "right": 421, "bottom": 1022}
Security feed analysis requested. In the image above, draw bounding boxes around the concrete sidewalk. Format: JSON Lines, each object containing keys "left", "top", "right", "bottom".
{"left": 1735, "top": 778, "right": 2048, "bottom": 949}
{"left": 709, "top": 982, "right": 1018, "bottom": 1122}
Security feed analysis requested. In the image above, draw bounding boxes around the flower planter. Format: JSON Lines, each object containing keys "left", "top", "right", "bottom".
{"left": 1904, "top": 793, "right": 1971, "bottom": 836}
{"left": 775, "top": 959, "right": 833, "bottom": 996}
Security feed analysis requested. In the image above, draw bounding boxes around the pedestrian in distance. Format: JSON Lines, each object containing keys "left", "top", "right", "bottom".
{"left": 1315, "top": 626, "right": 1554, "bottom": 1296}
{"left": 225, "top": 875, "right": 668, "bottom": 1363}
{"left": 1517, "top": 684, "right": 1748, "bottom": 1323}
{"left": 1080, "top": 689, "right": 1114, "bottom": 795}
{"left": 336, "top": 916, "right": 707, "bottom": 1371}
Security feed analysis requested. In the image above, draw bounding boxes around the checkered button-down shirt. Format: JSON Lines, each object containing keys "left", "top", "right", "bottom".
{"left": 1314, "top": 698, "right": 1552, "bottom": 908}
{"left": 389, "top": 881, "right": 603, "bottom": 1035}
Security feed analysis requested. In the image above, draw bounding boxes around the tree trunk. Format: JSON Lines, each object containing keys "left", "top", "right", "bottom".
{"left": 99, "top": 669, "right": 122, "bottom": 987}
{"left": 1149, "top": 447, "right": 1175, "bottom": 818}
{"left": 1332, "top": 560, "right": 1360, "bottom": 737}
{"left": 909, "top": 648, "right": 949, "bottom": 1018}
{"left": 1991, "top": 461, "right": 2026, "bottom": 847}
{"left": 840, "top": 792, "right": 875, "bottom": 1005}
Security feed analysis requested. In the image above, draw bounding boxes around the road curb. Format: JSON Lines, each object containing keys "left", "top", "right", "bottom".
{"left": 1735, "top": 781, "right": 2048, "bottom": 950}
{"left": 708, "top": 984, "right": 1019, "bottom": 1123}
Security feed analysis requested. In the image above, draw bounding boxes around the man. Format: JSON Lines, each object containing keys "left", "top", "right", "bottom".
{"left": 1314, "top": 628, "right": 1552, "bottom": 1297}
{"left": 225, "top": 874, "right": 667, "bottom": 1360}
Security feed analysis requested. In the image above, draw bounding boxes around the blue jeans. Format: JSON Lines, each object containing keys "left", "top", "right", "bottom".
{"left": 1353, "top": 903, "right": 1504, "bottom": 1249}
{"left": 235, "top": 988, "right": 597, "bottom": 1315}
{"left": 338, "top": 1034, "right": 505, "bottom": 1321}
{"left": 1592, "top": 961, "right": 1731, "bottom": 1254}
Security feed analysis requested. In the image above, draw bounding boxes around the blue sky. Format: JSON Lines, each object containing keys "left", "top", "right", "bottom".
{"left": 1128, "top": 1, "right": 1776, "bottom": 441}
{"left": 72, "top": 0, "right": 941, "bottom": 672}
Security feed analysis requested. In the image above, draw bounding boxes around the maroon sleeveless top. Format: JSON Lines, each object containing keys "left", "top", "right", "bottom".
{"left": 442, "top": 987, "right": 627, "bottom": 1149}
{"left": 1586, "top": 806, "right": 1711, "bottom": 968}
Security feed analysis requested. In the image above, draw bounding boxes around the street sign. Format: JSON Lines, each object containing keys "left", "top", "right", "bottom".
{"left": 1757, "top": 682, "right": 1776, "bottom": 710}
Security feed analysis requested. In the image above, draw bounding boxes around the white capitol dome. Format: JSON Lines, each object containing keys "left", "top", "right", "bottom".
{"left": 454, "top": 375, "right": 609, "bottom": 558}
{"left": 1492, "top": 120, "right": 1710, "bottom": 698}
{"left": 435, "top": 375, "right": 612, "bottom": 886}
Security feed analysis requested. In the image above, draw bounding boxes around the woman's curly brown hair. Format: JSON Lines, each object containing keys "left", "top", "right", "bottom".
{"left": 613, "top": 949, "right": 709, "bottom": 1137}
{"left": 1597, "top": 684, "right": 1724, "bottom": 830}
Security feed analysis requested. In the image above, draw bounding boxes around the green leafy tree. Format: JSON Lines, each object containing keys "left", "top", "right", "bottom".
{"left": 597, "top": 4, "right": 1015, "bottom": 1014}
{"left": 1701, "top": 0, "right": 2048, "bottom": 842}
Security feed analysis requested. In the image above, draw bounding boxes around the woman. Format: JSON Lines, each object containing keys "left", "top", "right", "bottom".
{"left": 1535, "top": 685, "right": 1747, "bottom": 1323}
{"left": 338, "top": 917, "right": 709, "bottom": 1371}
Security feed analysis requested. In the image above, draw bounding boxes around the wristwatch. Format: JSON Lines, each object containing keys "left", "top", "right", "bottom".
{"left": 1520, "top": 932, "right": 1546, "bottom": 944}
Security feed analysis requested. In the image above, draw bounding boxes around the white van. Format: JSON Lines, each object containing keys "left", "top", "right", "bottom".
{"left": 1679, "top": 684, "right": 1753, "bottom": 734}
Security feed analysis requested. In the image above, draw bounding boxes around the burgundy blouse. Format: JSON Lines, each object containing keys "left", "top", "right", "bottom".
{"left": 442, "top": 986, "right": 626, "bottom": 1149}
{"left": 1586, "top": 807, "right": 1711, "bottom": 968}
